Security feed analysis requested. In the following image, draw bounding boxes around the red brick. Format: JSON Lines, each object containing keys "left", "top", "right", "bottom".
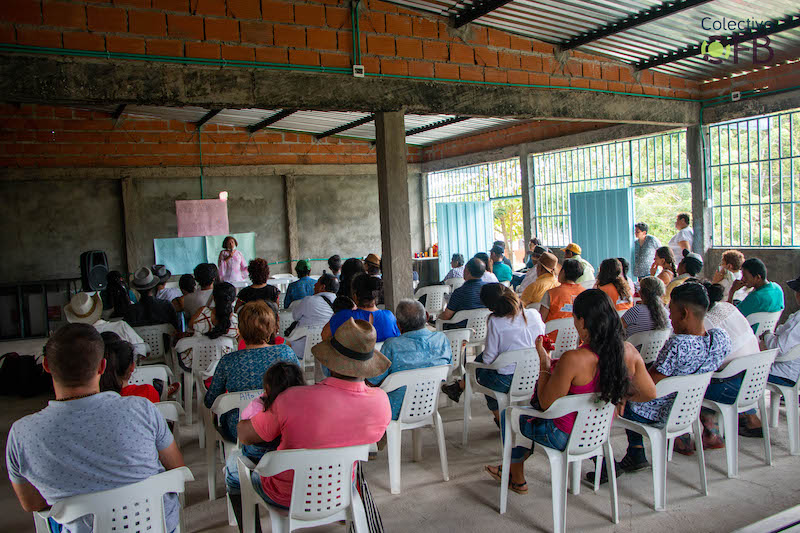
{"left": 273, "top": 24, "right": 304, "bottom": 47}
{"left": 385, "top": 13, "right": 412, "bottom": 35}
{"left": 507, "top": 70, "right": 527, "bottom": 84}
{"left": 520, "top": 54, "right": 542, "bottom": 72}
{"left": 565, "top": 60, "right": 581, "bottom": 77}
{"left": 152, "top": 0, "right": 190, "bottom": 11}
{"left": 484, "top": 67, "right": 507, "bottom": 83}
{"left": 114, "top": 0, "right": 149, "bottom": 9}
{"left": 307, "top": 28, "right": 337, "bottom": 50}
{"left": 653, "top": 71, "right": 670, "bottom": 87}
{"left": 435, "top": 62, "right": 458, "bottom": 80}
{"left": 294, "top": 3, "right": 324, "bottom": 25}
{"left": 186, "top": 41, "right": 220, "bottom": 58}
{"left": 607, "top": 81, "right": 625, "bottom": 92}
{"left": 326, "top": 6, "right": 348, "bottom": 29}
{"left": 474, "top": 47, "right": 497, "bottom": 67}
{"left": 449, "top": 42, "right": 473, "bottom": 64}
{"left": 619, "top": 67, "right": 634, "bottom": 83}
{"left": 146, "top": 39, "right": 183, "bottom": 56}
{"left": 528, "top": 72, "right": 548, "bottom": 85}
{"left": 459, "top": 65, "right": 483, "bottom": 81}
{"left": 221, "top": 44, "right": 254, "bottom": 60}
{"left": 407, "top": 60, "right": 433, "bottom": 78}
{"left": 227, "top": 0, "right": 260, "bottom": 19}
{"left": 531, "top": 41, "right": 553, "bottom": 54}
{"left": 422, "top": 41, "right": 447, "bottom": 61}
{"left": 0, "top": 24, "right": 15, "bottom": 44}
{"left": 569, "top": 78, "right": 589, "bottom": 89}
{"left": 549, "top": 76, "right": 569, "bottom": 87}
{"left": 206, "top": 18, "right": 240, "bottom": 41}
{"left": 508, "top": 35, "right": 530, "bottom": 52}
{"left": 167, "top": 14, "right": 203, "bottom": 39}
{"left": 260, "top": 1, "right": 293, "bottom": 23}
{"left": 487, "top": 28, "right": 509, "bottom": 48}
{"left": 469, "top": 26, "right": 487, "bottom": 46}
{"left": 395, "top": 37, "right": 422, "bottom": 59}
{"left": 43, "top": 2, "right": 86, "bottom": 29}
{"left": 255, "top": 46, "right": 288, "bottom": 63}
{"left": 583, "top": 61, "right": 601, "bottom": 79}
{"left": 412, "top": 17, "right": 436, "bottom": 39}
{"left": 63, "top": 31, "right": 104, "bottom": 51}
{"left": 192, "top": 0, "right": 225, "bottom": 16}
{"left": 600, "top": 64, "right": 619, "bottom": 82}
{"left": 364, "top": 12, "right": 384, "bottom": 33}
{"left": 85, "top": 6, "right": 126, "bottom": 33}
{"left": 130, "top": 11, "right": 166, "bottom": 36}
{"left": 360, "top": 56, "right": 379, "bottom": 73}
{"left": 625, "top": 83, "right": 643, "bottom": 94}
{"left": 320, "top": 52, "right": 350, "bottom": 68}
{"left": 0, "top": 0, "right": 41, "bottom": 25}
{"left": 366, "top": 34, "right": 394, "bottom": 56}
{"left": 17, "top": 28, "right": 61, "bottom": 47}
{"left": 639, "top": 70, "right": 653, "bottom": 85}
{"left": 381, "top": 58, "right": 407, "bottom": 76}
{"left": 643, "top": 85, "right": 659, "bottom": 96}
{"left": 499, "top": 51, "right": 520, "bottom": 69}
{"left": 289, "top": 48, "right": 319, "bottom": 65}
{"left": 106, "top": 35, "right": 145, "bottom": 53}
{"left": 336, "top": 30, "right": 353, "bottom": 52}
{"left": 589, "top": 79, "right": 608, "bottom": 90}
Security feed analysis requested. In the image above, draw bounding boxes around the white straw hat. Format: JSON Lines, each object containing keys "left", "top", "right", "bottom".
{"left": 63, "top": 292, "right": 102, "bottom": 324}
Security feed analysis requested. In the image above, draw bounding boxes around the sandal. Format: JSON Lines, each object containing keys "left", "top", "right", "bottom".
{"left": 484, "top": 465, "right": 528, "bottom": 494}
{"left": 166, "top": 382, "right": 181, "bottom": 397}
{"left": 673, "top": 435, "right": 695, "bottom": 456}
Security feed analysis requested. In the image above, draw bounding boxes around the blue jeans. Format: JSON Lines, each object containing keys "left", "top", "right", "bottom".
{"left": 224, "top": 442, "right": 279, "bottom": 495}
{"left": 622, "top": 403, "right": 661, "bottom": 452}
{"left": 500, "top": 410, "right": 569, "bottom": 463}
{"left": 704, "top": 372, "right": 744, "bottom": 405}
{"left": 474, "top": 353, "right": 513, "bottom": 412}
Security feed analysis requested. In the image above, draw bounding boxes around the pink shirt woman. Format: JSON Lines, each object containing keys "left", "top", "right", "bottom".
{"left": 218, "top": 236, "right": 248, "bottom": 283}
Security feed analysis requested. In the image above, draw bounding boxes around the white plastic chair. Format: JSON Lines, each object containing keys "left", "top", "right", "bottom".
{"left": 746, "top": 311, "right": 783, "bottom": 338}
{"left": 271, "top": 274, "right": 296, "bottom": 280}
{"left": 444, "top": 278, "right": 465, "bottom": 292}
{"left": 702, "top": 349, "right": 778, "bottom": 478}
{"left": 237, "top": 445, "right": 370, "bottom": 533}
{"left": 33, "top": 467, "right": 194, "bottom": 533}
{"left": 156, "top": 401, "right": 185, "bottom": 449}
{"left": 500, "top": 395, "right": 618, "bottom": 533}
{"left": 768, "top": 345, "right": 800, "bottom": 455}
{"left": 545, "top": 317, "right": 581, "bottom": 359}
{"left": 526, "top": 302, "right": 541, "bottom": 311}
{"left": 500, "top": 280, "right": 511, "bottom": 287}
{"left": 380, "top": 365, "right": 450, "bottom": 494}
{"left": 130, "top": 364, "right": 175, "bottom": 401}
{"left": 436, "top": 308, "right": 492, "bottom": 353}
{"left": 415, "top": 285, "right": 450, "bottom": 320}
{"left": 626, "top": 329, "right": 671, "bottom": 365}
{"left": 463, "top": 348, "right": 540, "bottom": 446}
{"left": 288, "top": 325, "right": 324, "bottom": 383}
{"left": 178, "top": 336, "right": 236, "bottom": 425}
{"left": 615, "top": 372, "right": 713, "bottom": 510}
{"left": 134, "top": 323, "right": 177, "bottom": 369}
{"left": 277, "top": 309, "right": 293, "bottom": 338}
{"left": 442, "top": 328, "right": 471, "bottom": 383}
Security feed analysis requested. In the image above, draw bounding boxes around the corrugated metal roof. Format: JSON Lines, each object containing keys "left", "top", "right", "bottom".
{"left": 388, "top": 0, "right": 800, "bottom": 81}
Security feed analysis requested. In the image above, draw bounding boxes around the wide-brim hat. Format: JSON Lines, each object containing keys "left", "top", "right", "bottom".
{"left": 787, "top": 275, "right": 800, "bottom": 292}
{"left": 152, "top": 264, "right": 172, "bottom": 282}
{"left": 311, "top": 318, "right": 390, "bottom": 379}
{"left": 538, "top": 252, "right": 558, "bottom": 273}
{"left": 64, "top": 292, "right": 102, "bottom": 324}
{"left": 132, "top": 267, "right": 160, "bottom": 290}
{"left": 364, "top": 253, "right": 381, "bottom": 268}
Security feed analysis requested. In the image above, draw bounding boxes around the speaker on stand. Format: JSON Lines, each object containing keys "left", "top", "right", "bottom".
{"left": 80, "top": 251, "right": 109, "bottom": 292}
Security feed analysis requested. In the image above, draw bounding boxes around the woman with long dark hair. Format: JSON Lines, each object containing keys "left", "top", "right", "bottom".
{"left": 337, "top": 257, "right": 365, "bottom": 299}
{"left": 596, "top": 258, "right": 633, "bottom": 311}
{"left": 324, "top": 273, "right": 400, "bottom": 342}
{"left": 189, "top": 282, "right": 239, "bottom": 340}
{"left": 621, "top": 276, "right": 669, "bottom": 337}
{"left": 650, "top": 246, "right": 676, "bottom": 288}
{"left": 485, "top": 289, "right": 656, "bottom": 494}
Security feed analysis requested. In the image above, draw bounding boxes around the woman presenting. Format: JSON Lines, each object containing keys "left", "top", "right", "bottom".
{"left": 218, "top": 235, "right": 248, "bottom": 283}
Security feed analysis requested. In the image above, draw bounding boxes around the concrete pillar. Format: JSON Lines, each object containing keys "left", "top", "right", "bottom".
{"left": 375, "top": 111, "right": 413, "bottom": 312}
{"left": 687, "top": 125, "right": 712, "bottom": 265}
{"left": 519, "top": 149, "right": 533, "bottom": 245}
{"left": 121, "top": 177, "right": 143, "bottom": 275}
{"left": 283, "top": 174, "right": 299, "bottom": 272}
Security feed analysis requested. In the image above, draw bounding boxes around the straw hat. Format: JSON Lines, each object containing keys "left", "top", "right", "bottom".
{"left": 132, "top": 267, "right": 160, "bottom": 291}
{"left": 64, "top": 292, "right": 102, "bottom": 324}
{"left": 311, "top": 318, "right": 390, "bottom": 379}
{"left": 364, "top": 253, "right": 381, "bottom": 269}
{"left": 538, "top": 252, "right": 558, "bottom": 274}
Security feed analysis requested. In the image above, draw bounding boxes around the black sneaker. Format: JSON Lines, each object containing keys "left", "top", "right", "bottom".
{"left": 585, "top": 459, "right": 623, "bottom": 485}
{"left": 441, "top": 382, "right": 463, "bottom": 403}
{"left": 617, "top": 452, "right": 650, "bottom": 473}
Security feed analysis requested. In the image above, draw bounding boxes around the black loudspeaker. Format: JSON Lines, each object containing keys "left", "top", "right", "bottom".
{"left": 80, "top": 251, "right": 109, "bottom": 291}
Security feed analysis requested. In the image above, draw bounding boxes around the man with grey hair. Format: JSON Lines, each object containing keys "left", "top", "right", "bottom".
{"left": 367, "top": 299, "right": 452, "bottom": 419}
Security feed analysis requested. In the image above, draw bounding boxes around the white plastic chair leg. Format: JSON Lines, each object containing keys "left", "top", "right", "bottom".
{"left": 593, "top": 456, "right": 601, "bottom": 492}
{"left": 693, "top": 419, "right": 709, "bottom": 496}
{"left": 667, "top": 437, "right": 674, "bottom": 462}
{"left": 569, "top": 460, "right": 580, "bottom": 495}
{"left": 412, "top": 428, "right": 423, "bottom": 462}
{"left": 499, "top": 418, "right": 513, "bottom": 515}
{"left": 183, "top": 372, "right": 193, "bottom": 425}
{"left": 387, "top": 424, "right": 403, "bottom": 495}
{"left": 760, "top": 396, "right": 773, "bottom": 466}
{"left": 604, "top": 443, "right": 619, "bottom": 524}
{"left": 551, "top": 456, "right": 569, "bottom": 533}
{"left": 719, "top": 405, "right": 739, "bottom": 478}
{"left": 237, "top": 461, "right": 257, "bottom": 533}
{"left": 350, "top": 482, "right": 369, "bottom": 533}
{"left": 206, "top": 437, "right": 216, "bottom": 500}
{"left": 434, "top": 413, "right": 450, "bottom": 482}
{"left": 770, "top": 390, "right": 781, "bottom": 428}
{"left": 462, "top": 378, "right": 472, "bottom": 447}
{"left": 785, "top": 388, "right": 800, "bottom": 455}
{"left": 226, "top": 493, "right": 237, "bottom": 527}
{"left": 650, "top": 434, "right": 668, "bottom": 511}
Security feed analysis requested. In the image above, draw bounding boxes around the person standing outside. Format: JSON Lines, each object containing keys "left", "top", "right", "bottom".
{"left": 633, "top": 223, "right": 661, "bottom": 280}
{"left": 218, "top": 236, "right": 249, "bottom": 284}
{"left": 668, "top": 213, "right": 693, "bottom": 260}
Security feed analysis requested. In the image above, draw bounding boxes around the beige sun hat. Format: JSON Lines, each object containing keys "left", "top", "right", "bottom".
{"left": 311, "top": 318, "right": 390, "bottom": 379}
{"left": 64, "top": 292, "right": 103, "bottom": 324}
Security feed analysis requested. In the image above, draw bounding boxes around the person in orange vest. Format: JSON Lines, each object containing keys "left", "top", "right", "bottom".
{"left": 540, "top": 259, "right": 586, "bottom": 341}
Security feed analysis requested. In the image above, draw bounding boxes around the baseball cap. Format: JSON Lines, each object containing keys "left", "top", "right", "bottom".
{"left": 564, "top": 243, "right": 582, "bottom": 255}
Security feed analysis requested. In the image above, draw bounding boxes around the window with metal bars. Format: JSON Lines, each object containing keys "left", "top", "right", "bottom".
{"left": 530, "top": 130, "right": 689, "bottom": 247}
{"left": 708, "top": 109, "right": 800, "bottom": 248}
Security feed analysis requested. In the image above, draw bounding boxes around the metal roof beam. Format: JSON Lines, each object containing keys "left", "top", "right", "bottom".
{"left": 560, "top": 0, "right": 714, "bottom": 51}
{"left": 634, "top": 14, "right": 800, "bottom": 71}
{"left": 314, "top": 115, "right": 375, "bottom": 140}
{"left": 405, "top": 116, "right": 470, "bottom": 137}
{"left": 453, "top": 0, "right": 515, "bottom": 28}
{"left": 195, "top": 108, "right": 221, "bottom": 128}
{"left": 110, "top": 104, "right": 126, "bottom": 120}
{"left": 246, "top": 109, "right": 297, "bottom": 133}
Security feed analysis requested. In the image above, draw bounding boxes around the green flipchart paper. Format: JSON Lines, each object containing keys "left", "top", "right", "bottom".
{"left": 153, "top": 232, "right": 257, "bottom": 275}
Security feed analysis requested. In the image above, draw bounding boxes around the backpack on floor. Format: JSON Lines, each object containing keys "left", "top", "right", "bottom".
{"left": 0, "top": 352, "right": 53, "bottom": 397}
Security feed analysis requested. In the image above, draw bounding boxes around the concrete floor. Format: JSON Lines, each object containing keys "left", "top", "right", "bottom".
{"left": 3, "top": 393, "right": 800, "bottom": 532}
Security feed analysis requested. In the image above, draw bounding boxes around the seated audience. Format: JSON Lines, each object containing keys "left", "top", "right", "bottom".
{"left": 437, "top": 258, "right": 487, "bottom": 329}
{"left": 621, "top": 276, "right": 669, "bottom": 337}
{"left": 442, "top": 284, "right": 546, "bottom": 424}
{"left": 65, "top": 291, "right": 146, "bottom": 358}
{"left": 365, "top": 253, "right": 382, "bottom": 277}
{"left": 664, "top": 250, "right": 703, "bottom": 303}
{"left": 337, "top": 258, "right": 365, "bottom": 298}
{"left": 731, "top": 257, "right": 785, "bottom": 323}
{"left": 540, "top": 258, "right": 585, "bottom": 323}
{"left": 523, "top": 238, "right": 542, "bottom": 270}
{"left": 617, "top": 257, "right": 636, "bottom": 294}
{"left": 104, "top": 270, "right": 133, "bottom": 318}
{"left": 650, "top": 246, "right": 677, "bottom": 289}
{"left": 99, "top": 332, "right": 179, "bottom": 402}
{"left": 368, "top": 300, "right": 452, "bottom": 419}
{"left": 178, "top": 282, "right": 239, "bottom": 372}
{"left": 328, "top": 255, "right": 342, "bottom": 279}
{"left": 493, "top": 240, "right": 514, "bottom": 269}
{"left": 171, "top": 273, "right": 196, "bottom": 313}
{"left": 237, "top": 318, "right": 391, "bottom": 512}
{"left": 484, "top": 289, "right": 656, "bottom": 491}
{"left": 712, "top": 249, "right": 746, "bottom": 301}
{"left": 184, "top": 263, "right": 218, "bottom": 317}
{"left": 443, "top": 253, "right": 466, "bottom": 281}
{"left": 333, "top": 295, "right": 357, "bottom": 313}
{"left": 702, "top": 281, "right": 759, "bottom": 363}
{"left": 324, "top": 274, "right": 400, "bottom": 342}
{"left": 218, "top": 235, "right": 249, "bottom": 284}
{"left": 563, "top": 243, "right": 595, "bottom": 283}
{"left": 475, "top": 252, "right": 499, "bottom": 283}
{"left": 236, "top": 258, "right": 280, "bottom": 311}
{"left": 597, "top": 258, "right": 634, "bottom": 312}
{"left": 633, "top": 222, "right": 661, "bottom": 280}
{"left": 289, "top": 273, "right": 339, "bottom": 359}
{"left": 284, "top": 259, "right": 316, "bottom": 309}
{"left": 490, "top": 244, "right": 513, "bottom": 283}
{"left": 518, "top": 245, "right": 547, "bottom": 292}
{"left": 124, "top": 267, "right": 180, "bottom": 331}
{"left": 153, "top": 265, "right": 181, "bottom": 302}
{"left": 521, "top": 252, "right": 560, "bottom": 307}
{"left": 6, "top": 324, "right": 185, "bottom": 532}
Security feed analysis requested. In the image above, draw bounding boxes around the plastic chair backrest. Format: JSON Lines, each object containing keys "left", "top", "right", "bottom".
{"left": 272, "top": 274, "right": 296, "bottom": 280}
{"left": 211, "top": 389, "right": 263, "bottom": 417}
{"left": 278, "top": 309, "right": 293, "bottom": 337}
{"left": 656, "top": 372, "right": 714, "bottom": 434}
{"left": 457, "top": 309, "right": 491, "bottom": 343}
{"left": 491, "top": 348, "right": 540, "bottom": 397}
{"left": 775, "top": 344, "right": 800, "bottom": 363}
{"left": 580, "top": 280, "right": 596, "bottom": 289}
{"left": 381, "top": 365, "right": 449, "bottom": 425}
{"left": 545, "top": 318, "right": 580, "bottom": 358}
{"left": 627, "top": 329, "right": 671, "bottom": 365}
{"left": 565, "top": 394, "right": 615, "bottom": 456}
{"left": 254, "top": 445, "right": 369, "bottom": 522}
{"left": 747, "top": 311, "right": 783, "bottom": 338}
{"left": 155, "top": 401, "right": 184, "bottom": 423}
{"left": 415, "top": 285, "right": 449, "bottom": 316}
{"left": 133, "top": 324, "right": 175, "bottom": 358}
{"left": 444, "top": 278, "right": 465, "bottom": 292}
{"left": 186, "top": 336, "right": 236, "bottom": 375}
{"left": 129, "top": 365, "right": 173, "bottom": 400}
{"left": 443, "top": 329, "right": 471, "bottom": 374}
{"left": 301, "top": 326, "right": 325, "bottom": 360}
{"left": 41, "top": 467, "right": 193, "bottom": 532}
{"left": 726, "top": 349, "right": 779, "bottom": 408}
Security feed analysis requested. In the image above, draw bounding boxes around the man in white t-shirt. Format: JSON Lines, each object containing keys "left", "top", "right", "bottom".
{"left": 668, "top": 212, "right": 694, "bottom": 260}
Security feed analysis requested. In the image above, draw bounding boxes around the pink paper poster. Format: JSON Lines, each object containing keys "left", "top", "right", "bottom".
{"left": 176, "top": 199, "right": 229, "bottom": 237}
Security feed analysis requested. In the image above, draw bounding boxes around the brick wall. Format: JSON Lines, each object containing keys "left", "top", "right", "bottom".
{"left": 0, "top": 0, "right": 700, "bottom": 99}
{"left": 699, "top": 60, "right": 800, "bottom": 100}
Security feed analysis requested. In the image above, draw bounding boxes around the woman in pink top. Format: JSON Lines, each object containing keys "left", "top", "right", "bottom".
{"left": 218, "top": 236, "right": 249, "bottom": 283}
{"left": 485, "top": 289, "right": 656, "bottom": 494}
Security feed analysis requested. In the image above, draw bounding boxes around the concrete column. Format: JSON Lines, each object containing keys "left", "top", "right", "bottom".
{"left": 421, "top": 172, "right": 431, "bottom": 251}
{"left": 519, "top": 149, "right": 533, "bottom": 245}
{"left": 283, "top": 174, "right": 299, "bottom": 272}
{"left": 375, "top": 111, "right": 413, "bottom": 312}
{"left": 121, "top": 177, "right": 143, "bottom": 275}
{"left": 687, "top": 125, "right": 712, "bottom": 266}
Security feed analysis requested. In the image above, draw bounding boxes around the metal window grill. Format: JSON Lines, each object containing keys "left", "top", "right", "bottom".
{"left": 530, "top": 130, "right": 688, "bottom": 247}
{"left": 707, "top": 109, "right": 800, "bottom": 248}
{"left": 426, "top": 158, "right": 521, "bottom": 243}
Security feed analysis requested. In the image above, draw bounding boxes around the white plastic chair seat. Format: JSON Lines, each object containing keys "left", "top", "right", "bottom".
{"left": 237, "top": 445, "right": 370, "bottom": 533}
{"left": 702, "top": 349, "right": 778, "bottom": 478}
{"left": 747, "top": 311, "right": 783, "bottom": 338}
{"left": 436, "top": 308, "right": 491, "bottom": 353}
{"left": 614, "top": 372, "right": 713, "bottom": 511}
{"left": 130, "top": 364, "right": 175, "bottom": 401}
{"left": 177, "top": 336, "right": 236, "bottom": 425}
{"left": 33, "top": 467, "right": 194, "bottom": 533}
{"left": 500, "top": 395, "right": 618, "bottom": 533}
{"left": 545, "top": 318, "right": 580, "bottom": 359}
{"left": 156, "top": 401, "right": 185, "bottom": 449}
{"left": 626, "top": 329, "right": 671, "bottom": 365}
{"left": 442, "top": 329, "right": 471, "bottom": 383}
{"left": 133, "top": 323, "right": 177, "bottom": 369}
{"left": 462, "top": 348, "right": 540, "bottom": 446}
{"left": 380, "top": 365, "right": 450, "bottom": 494}
{"left": 415, "top": 285, "right": 450, "bottom": 320}
{"left": 767, "top": 345, "right": 800, "bottom": 456}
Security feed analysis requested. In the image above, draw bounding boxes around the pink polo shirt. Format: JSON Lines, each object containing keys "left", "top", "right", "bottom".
{"left": 250, "top": 377, "right": 391, "bottom": 507}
